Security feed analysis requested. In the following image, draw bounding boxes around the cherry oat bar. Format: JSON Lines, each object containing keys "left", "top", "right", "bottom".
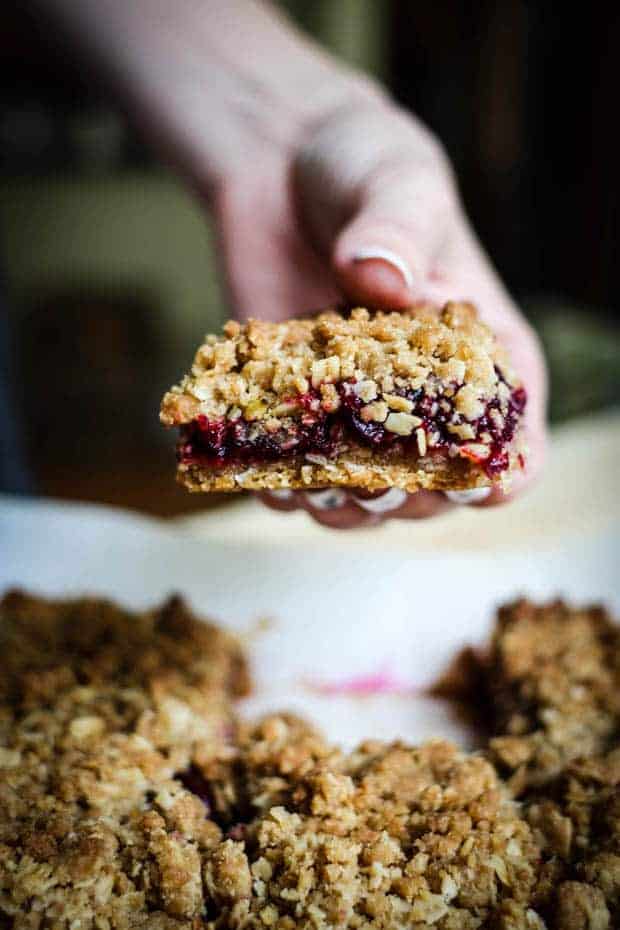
{"left": 160, "top": 303, "right": 527, "bottom": 494}
{"left": 480, "top": 601, "right": 620, "bottom": 927}
{"left": 524, "top": 750, "right": 620, "bottom": 929}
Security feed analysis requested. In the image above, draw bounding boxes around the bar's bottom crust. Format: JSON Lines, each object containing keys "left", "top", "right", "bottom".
{"left": 177, "top": 444, "right": 521, "bottom": 494}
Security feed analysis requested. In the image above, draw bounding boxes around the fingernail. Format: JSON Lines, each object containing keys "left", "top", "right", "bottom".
{"left": 267, "top": 489, "right": 294, "bottom": 501}
{"left": 304, "top": 489, "right": 347, "bottom": 510}
{"left": 352, "top": 247, "right": 413, "bottom": 289}
{"left": 354, "top": 488, "right": 407, "bottom": 513}
{"left": 444, "top": 488, "right": 492, "bottom": 505}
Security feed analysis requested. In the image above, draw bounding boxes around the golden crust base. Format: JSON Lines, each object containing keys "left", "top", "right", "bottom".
{"left": 176, "top": 444, "right": 519, "bottom": 495}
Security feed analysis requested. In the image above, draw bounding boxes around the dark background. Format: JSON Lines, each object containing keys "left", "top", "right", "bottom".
{"left": 1, "top": 1, "right": 618, "bottom": 514}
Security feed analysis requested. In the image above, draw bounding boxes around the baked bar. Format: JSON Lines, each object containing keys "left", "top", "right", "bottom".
{"left": 0, "top": 588, "right": 250, "bottom": 725}
{"left": 484, "top": 599, "right": 620, "bottom": 793}
{"left": 0, "top": 590, "right": 249, "bottom": 928}
{"left": 430, "top": 599, "right": 620, "bottom": 928}
{"left": 160, "top": 303, "right": 527, "bottom": 494}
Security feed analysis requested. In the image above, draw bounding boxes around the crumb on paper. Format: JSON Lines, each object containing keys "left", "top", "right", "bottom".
{"left": 240, "top": 615, "right": 276, "bottom": 643}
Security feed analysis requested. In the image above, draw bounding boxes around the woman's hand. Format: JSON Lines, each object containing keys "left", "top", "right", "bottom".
{"left": 38, "top": 0, "right": 547, "bottom": 529}
{"left": 217, "top": 99, "right": 547, "bottom": 528}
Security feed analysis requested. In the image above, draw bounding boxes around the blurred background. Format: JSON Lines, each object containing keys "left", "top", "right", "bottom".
{"left": 1, "top": 1, "right": 618, "bottom": 515}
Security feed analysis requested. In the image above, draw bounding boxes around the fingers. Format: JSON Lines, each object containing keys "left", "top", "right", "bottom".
{"left": 356, "top": 489, "right": 452, "bottom": 521}
{"left": 445, "top": 488, "right": 492, "bottom": 505}
{"left": 332, "top": 168, "right": 455, "bottom": 309}
{"left": 260, "top": 477, "right": 549, "bottom": 528}
{"left": 261, "top": 488, "right": 379, "bottom": 530}
{"left": 258, "top": 489, "right": 298, "bottom": 512}
{"left": 260, "top": 487, "right": 452, "bottom": 528}
{"left": 303, "top": 496, "right": 381, "bottom": 531}
{"left": 352, "top": 488, "right": 408, "bottom": 514}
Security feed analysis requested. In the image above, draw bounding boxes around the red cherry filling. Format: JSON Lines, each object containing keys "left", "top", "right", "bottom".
{"left": 176, "top": 767, "right": 253, "bottom": 836}
{"left": 178, "top": 375, "right": 526, "bottom": 479}
{"left": 176, "top": 765, "right": 213, "bottom": 813}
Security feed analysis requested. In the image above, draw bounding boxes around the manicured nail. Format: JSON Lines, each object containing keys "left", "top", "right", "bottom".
{"left": 304, "top": 489, "right": 347, "bottom": 510}
{"left": 352, "top": 247, "right": 413, "bottom": 289}
{"left": 267, "top": 489, "right": 294, "bottom": 501}
{"left": 445, "top": 488, "right": 492, "bottom": 505}
{"left": 354, "top": 488, "right": 407, "bottom": 513}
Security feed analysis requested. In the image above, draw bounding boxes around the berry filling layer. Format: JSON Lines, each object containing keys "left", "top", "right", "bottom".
{"left": 177, "top": 375, "right": 526, "bottom": 479}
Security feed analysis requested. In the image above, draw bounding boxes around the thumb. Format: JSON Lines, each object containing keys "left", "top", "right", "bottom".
{"left": 294, "top": 104, "right": 457, "bottom": 308}
{"left": 333, "top": 166, "right": 456, "bottom": 308}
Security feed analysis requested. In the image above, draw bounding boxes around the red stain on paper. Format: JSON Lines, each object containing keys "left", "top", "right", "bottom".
{"left": 305, "top": 665, "right": 416, "bottom": 698}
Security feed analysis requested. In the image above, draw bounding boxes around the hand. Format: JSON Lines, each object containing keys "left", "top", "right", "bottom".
{"left": 215, "top": 99, "right": 547, "bottom": 529}
{"left": 40, "top": 0, "right": 546, "bottom": 529}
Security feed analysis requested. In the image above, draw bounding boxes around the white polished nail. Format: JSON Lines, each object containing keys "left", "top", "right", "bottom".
{"left": 354, "top": 488, "right": 407, "bottom": 513}
{"left": 304, "top": 489, "right": 347, "bottom": 510}
{"left": 352, "top": 247, "right": 413, "bottom": 289}
{"left": 445, "top": 488, "right": 492, "bottom": 505}
{"left": 267, "top": 489, "right": 294, "bottom": 501}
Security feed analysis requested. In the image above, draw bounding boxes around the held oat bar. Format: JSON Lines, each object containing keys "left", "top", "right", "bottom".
{"left": 160, "top": 303, "right": 527, "bottom": 494}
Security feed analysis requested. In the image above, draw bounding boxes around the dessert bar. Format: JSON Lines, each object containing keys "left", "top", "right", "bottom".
{"left": 161, "top": 303, "right": 526, "bottom": 494}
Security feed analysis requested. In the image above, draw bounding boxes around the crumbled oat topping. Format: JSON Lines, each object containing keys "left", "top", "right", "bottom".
{"left": 202, "top": 729, "right": 540, "bottom": 930}
{"left": 475, "top": 599, "right": 620, "bottom": 928}
{"left": 162, "top": 304, "right": 514, "bottom": 428}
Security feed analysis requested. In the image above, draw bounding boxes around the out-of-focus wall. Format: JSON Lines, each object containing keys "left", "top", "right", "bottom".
{"left": 1, "top": 174, "right": 223, "bottom": 361}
